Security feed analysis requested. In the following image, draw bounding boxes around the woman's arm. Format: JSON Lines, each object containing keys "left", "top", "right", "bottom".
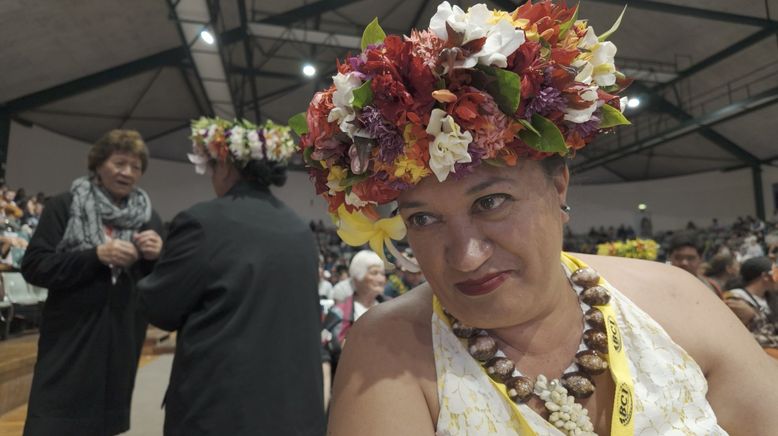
{"left": 327, "top": 299, "right": 437, "bottom": 435}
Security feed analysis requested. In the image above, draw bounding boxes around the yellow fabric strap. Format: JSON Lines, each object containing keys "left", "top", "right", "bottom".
{"left": 561, "top": 253, "right": 635, "bottom": 436}
{"left": 432, "top": 252, "right": 636, "bottom": 435}
{"left": 432, "top": 297, "right": 538, "bottom": 436}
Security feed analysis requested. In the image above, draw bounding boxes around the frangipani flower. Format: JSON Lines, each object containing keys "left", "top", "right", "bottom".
{"left": 228, "top": 125, "right": 250, "bottom": 161}
{"left": 430, "top": 2, "right": 524, "bottom": 70}
{"left": 345, "top": 191, "right": 372, "bottom": 208}
{"left": 247, "top": 129, "right": 263, "bottom": 160}
{"left": 564, "top": 85, "right": 599, "bottom": 123}
{"left": 426, "top": 108, "right": 473, "bottom": 182}
{"left": 574, "top": 27, "right": 617, "bottom": 87}
{"left": 328, "top": 72, "right": 366, "bottom": 138}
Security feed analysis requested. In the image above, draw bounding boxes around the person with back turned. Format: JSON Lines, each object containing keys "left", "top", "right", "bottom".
{"left": 138, "top": 118, "right": 325, "bottom": 436}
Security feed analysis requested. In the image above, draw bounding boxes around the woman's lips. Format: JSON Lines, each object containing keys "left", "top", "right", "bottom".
{"left": 455, "top": 271, "right": 511, "bottom": 296}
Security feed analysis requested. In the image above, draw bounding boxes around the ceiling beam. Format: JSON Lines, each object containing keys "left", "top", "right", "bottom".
{"left": 258, "top": 0, "right": 365, "bottom": 27}
{"left": 654, "top": 27, "right": 778, "bottom": 92}
{"left": 0, "top": 47, "right": 186, "bottom": 116}
{"left": 588, "top": 0, "right": 778, "bottom": 29}
{"left": 238, "top": 0, "right": 260, "bottom": 121}
{"left": 571, "top": 85, "right": 778, "bottom": 173}
{"left": 632, "top": 83, "right": 761, "bottom": 166}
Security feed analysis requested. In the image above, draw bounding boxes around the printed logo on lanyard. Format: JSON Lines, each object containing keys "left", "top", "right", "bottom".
{"left": 617, "top": 382, "right": 633, "bottom": 426}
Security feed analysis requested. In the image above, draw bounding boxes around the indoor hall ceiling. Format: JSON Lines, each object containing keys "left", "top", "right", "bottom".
{"left": 1, "top": 0, "right": 776, "bottom": 183}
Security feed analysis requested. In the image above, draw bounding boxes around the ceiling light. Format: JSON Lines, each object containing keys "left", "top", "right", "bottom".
{"left": 627, "top": 97, "right": 641, "bottom": 108}
{"left": 200, "top": 30, "right": 215, "bottom": 45}
{"left": 302, "top": 64, "right": 317, "bottom": 77}
{"left": 638, "top": 203, "right": 647, "bottom": 211}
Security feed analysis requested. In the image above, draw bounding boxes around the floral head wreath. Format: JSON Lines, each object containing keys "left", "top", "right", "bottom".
{"left": 188, "top": 117, "right": 297, "bottom": 174}
{"left": 292, "top": 0, "right": 631, "bottom": 270}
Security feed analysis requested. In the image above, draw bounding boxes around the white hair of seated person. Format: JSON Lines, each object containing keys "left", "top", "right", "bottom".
{"left": 331, "top": 251, "right": 384, "bottom": 302}
{"left": 348, "top": 250, "right": 384, "bottom": 281}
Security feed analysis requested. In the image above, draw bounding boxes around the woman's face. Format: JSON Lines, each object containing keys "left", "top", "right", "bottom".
{"left": 398, "top": 160, "right": 569, "bottom": 328}
{"left": 354, "top": 265, "right": 386, "bottom": 297}
{"left": 96, "top": 151, "right": 143, "bottom": 201}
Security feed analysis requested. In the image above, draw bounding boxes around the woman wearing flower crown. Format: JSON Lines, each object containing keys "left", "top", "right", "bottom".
{"left": 295, "top": 2, "right": 778, "bottom": 435}
{"left": 137, "top": 119, "right": 325, "bottom": 435}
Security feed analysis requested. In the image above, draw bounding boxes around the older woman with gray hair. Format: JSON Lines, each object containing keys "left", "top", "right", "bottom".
{"left": 21, "top": 129, "right": 163, "bottom": 436}
{"left": 330, "top": 250, "right": 387, "bottom": 345}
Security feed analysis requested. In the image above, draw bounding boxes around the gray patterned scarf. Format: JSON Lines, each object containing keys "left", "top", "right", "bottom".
{"left": 57, "top": 176, "right": 151, "bottom": 253}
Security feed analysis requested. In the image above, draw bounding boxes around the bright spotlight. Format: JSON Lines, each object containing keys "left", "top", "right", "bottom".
{"left": 638, "top": 203, "right": 647, "bottom": 211}
{"left": 302, "top": 64, "right": 317, "bottom": 77}
{"left": 200, "top": 30, "right": 215, "bottom": 45}
{"left": 627, "top": 97, "right": 641, "bottom": 108}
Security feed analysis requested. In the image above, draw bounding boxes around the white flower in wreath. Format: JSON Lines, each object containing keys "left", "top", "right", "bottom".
{"left": 430, "top": 2, "right": 523, "bottom": 70}
{"left": 426, "top": 109, "right": 472, "bottom": 182}
{"left": 228, "top": 125, "right": 250, "bottom": 161}
{"left": 247, "top": 129, "right": 264, "bottom": 160}
{"left": 563, "top": 85, "right": 600, "bottom": 124}
{"left": 574, "top": 26, "right": 618, "bottom": 87}
{"left": 328, "top": 72, "right": 364, "bottom": 138}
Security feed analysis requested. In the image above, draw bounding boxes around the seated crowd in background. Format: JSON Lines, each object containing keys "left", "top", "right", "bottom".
{"left": 0, "top": 186, "right": 46, "bottom": 272}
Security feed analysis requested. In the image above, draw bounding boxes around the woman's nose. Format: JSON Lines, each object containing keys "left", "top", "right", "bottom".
{"left": 444, "top": 222, "right": 492, "bottom": 273}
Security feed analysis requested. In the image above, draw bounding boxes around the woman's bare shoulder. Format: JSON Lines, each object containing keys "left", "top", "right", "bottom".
{"left": 327, "top": 284, "right": 438, "bottom": 435}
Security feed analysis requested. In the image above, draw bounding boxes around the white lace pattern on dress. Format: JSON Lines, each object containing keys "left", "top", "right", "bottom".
{"left": 433, "top": 268, "right": 728, "bottom": 435}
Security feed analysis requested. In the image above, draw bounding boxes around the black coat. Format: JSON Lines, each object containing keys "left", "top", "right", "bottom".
{"left": 138, "top": 181, "right": 325, "bottom": 436}
{"left": 20, "top": 192, "right": 162, "bottom": 436}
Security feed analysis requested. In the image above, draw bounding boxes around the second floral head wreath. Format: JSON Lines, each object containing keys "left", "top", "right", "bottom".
{"left": 188, "top": 117, "right": 297, "bottom": 174}
{"left": 292, "top": 0, "right": 631, "bottom": 269}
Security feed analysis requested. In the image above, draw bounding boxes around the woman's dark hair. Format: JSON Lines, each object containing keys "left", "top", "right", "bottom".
{"left": 88, "top": 129, "right": 149, "bottom": 173}
{"left": 541, "top": 155, "right": 567, "bottom": 178}
{"left": 239, "top": 160, "right": 287, "bottom": 188}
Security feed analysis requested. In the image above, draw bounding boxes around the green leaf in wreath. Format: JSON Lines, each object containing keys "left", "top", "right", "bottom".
{"left": 476, "top": 65, "right": 521, "bottom": 116}
{"left": 288, "top": 112, "right": 308, "bottom": 136}
{"left": 518, "top": 114, "right": 568, "bottom": 154}
{"left": 361, "top": 18, "right": 386, "bottom": 50}
{"left": 303, "top": 147, "right": 323, "bottom": 169}
{"left": 517, "top": 118, "right": 540, "bottom": 136}
{"left": 598, "top": 5, "right": 627, "bottom": 42}
{"left": 559, "top": 3, "right": 579, "bottom": 38}
{"left": 599, "top": 103, "right": 631, "bottom": 128}
{"left": 351, "top": 80, "right": 373, "bottom": 110}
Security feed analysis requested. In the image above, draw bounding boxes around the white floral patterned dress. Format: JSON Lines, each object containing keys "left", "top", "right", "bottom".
{"left": 433, "top": 253, "right": 728, "bottom": 435}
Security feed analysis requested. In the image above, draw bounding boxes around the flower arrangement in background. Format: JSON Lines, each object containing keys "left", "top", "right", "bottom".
{"left": 597, "top": 239, "right": 659, "bottom": 261}
{"left": 291, "top": 0, "right": 631, "bottom": 265}
{"left": 188, "top": 117, "right": 296, "bottom": 174}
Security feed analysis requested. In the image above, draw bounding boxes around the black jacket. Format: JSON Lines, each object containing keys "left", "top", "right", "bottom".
{"left": 138, "top": 181, "right": 325, "bottom": 436}
{"left": 21, "top": 192, "right": 162, "bottom": 436}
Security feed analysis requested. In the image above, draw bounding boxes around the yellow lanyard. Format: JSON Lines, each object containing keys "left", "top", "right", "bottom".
{"left": 433, "top": 253, "right": 635, "bottom": 435}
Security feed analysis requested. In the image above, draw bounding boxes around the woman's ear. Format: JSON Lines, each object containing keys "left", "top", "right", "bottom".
{"left": 553, "top": 165, "right": 570, "bottom": 222}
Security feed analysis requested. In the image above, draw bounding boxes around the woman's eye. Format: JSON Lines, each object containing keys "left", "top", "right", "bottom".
{"left": 473, "top": 194, "right": 510, "bottom": 213}
{"left": 407, "top": 213, "right": 439, "bottom": 228}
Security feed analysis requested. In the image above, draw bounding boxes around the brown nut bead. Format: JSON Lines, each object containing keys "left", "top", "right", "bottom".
{"left": 571, "top": 267, "right": 600, "bottom": 288}
{"left": 485, "top": 357, "right": 515, "bottom": 383}
{"left": 452, "top": 320, "right": 478, "bottom": 338}
{"left": 468, "top": 335, "right": 498, "bottom": 361}
{"left": 506, "top": 376, "right": 534, "bottom": 403}
{"left": 581, "top": 285, "right": 611, "bottom": 306}
{"left": 561, "top": 372, "right": 596, "bottom": 399}
{"left": 583, "top": 329, "right": 609, "bottom": 354}
{"left": 584, "top": 308, "right": 606, "bottom": 331}
{"left": 575, "top": 350, "right": 609, "bottom": 375}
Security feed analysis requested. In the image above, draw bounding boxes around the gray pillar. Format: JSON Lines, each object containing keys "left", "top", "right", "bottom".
{"left": 0, "top": 113, "right": 9, "bottom": 185}
{"left": 752, "top": 165, "right": 765, "bottom": 221}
